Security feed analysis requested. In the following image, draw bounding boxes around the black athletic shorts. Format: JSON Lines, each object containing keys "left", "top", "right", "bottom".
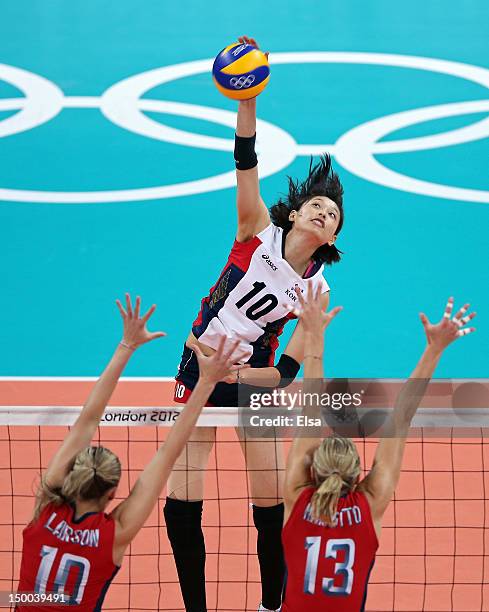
{"left": 174, "top": 344, "right": 267, "bottom": 408}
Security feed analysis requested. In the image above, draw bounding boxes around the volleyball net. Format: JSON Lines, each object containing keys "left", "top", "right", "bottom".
{"left": 1, "top": 378, "right": 488, "bottom": 611}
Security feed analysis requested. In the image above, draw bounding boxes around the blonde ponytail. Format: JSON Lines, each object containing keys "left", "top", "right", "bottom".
{"left": 310, "top": 437, "right": 361, "bottom": 526}
{"left": 34, "top": 446, "right": 121, "bottom": 520}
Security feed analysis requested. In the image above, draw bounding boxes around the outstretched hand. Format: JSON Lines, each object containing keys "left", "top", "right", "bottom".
{"left": 193, "top": 337, "right": 247, "bottom": 386}
{"left": 287, "top": 283, "right": 342, "bottom": 335}
{"left": 238, "top": 35, "right": 269, "bottom": 60}
{"left": 116, "top": 293, "right": 166, "bottom": 349}
{"left": 420, "top": 297, "right": 476, "bottom": 352}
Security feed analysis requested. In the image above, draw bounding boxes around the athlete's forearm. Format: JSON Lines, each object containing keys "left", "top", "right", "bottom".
{"left": 80, "top": 344, "right": 133, "bottom": 424}
{"left": 112, "top": 378, "right": 214, "bottom": 542}
{"left": 409, "top": 344, "right": 443, "bottom": 379}
{"left": 239, "top": 365, "right": 280, "bottom": 387}
{"left": 303, "top": 332, "right": 324, "bottom": 379}
{"left": 238, "top": 340, "right": 321, "bottom": 390}
{"left": 301, "top": 331, "right": 326, "bottom": 419}
{"left": 236, "top": 99, "right": 256, "bottom": 137}
{"left": 392, "top": 345, "right": 443, "bottom": 429}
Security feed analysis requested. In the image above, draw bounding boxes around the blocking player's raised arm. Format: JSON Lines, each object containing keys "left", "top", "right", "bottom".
{"left": 17, "top": 295, "right": 166, "bottom": 611}
{"left": 281, "top": 290, "right": 330, "bottom": 365}
{"left": 234, "top": 37, "right": 271, "bottom": 242}
{"left": 40, "top": 295, "right": 165, "bottom": 498}
{"left": 110, "top": 339, "right": 241, "bottom": 556}
{"left": 283, "top": 285, "right": 342, "bottom": 520}
{"left": 358, "top": 297, "right": 476, "bottom": 534}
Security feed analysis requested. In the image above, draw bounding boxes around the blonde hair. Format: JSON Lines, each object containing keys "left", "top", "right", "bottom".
{"left": 310, "top": 436, "right": 361, "bottom": 526}
{"left": 34, "top": 446, "right": 121, "bottom": 520}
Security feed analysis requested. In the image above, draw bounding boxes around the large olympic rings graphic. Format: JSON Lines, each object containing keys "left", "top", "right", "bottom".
{"left": 1, "top": 52, "right": 488, "bottom": 204}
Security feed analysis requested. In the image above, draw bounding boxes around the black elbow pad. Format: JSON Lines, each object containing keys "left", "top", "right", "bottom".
{"left": 276, "top": 354, "right": 300, "bottom": 388}
{"left": 234, "top": 133, "right": 258, "bottom": 170}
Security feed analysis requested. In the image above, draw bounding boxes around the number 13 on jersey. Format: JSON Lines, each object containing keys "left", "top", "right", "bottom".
{"left": 304, "top": 537, "right": 355, "bottom": 596}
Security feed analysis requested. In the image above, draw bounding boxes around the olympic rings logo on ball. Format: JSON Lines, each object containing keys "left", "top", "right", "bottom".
{"left": 0, "top": 52, "right": 489, "bottom": 204}
{"left": 230, "top": 75, "right": 256, "bottom": 89}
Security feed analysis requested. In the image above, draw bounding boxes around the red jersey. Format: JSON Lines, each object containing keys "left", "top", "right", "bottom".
{"left": 17, "top": 502, "right": 119, "bottom": 611}
{"left": 282, "top": 488, "right": 378, "bottom": 612}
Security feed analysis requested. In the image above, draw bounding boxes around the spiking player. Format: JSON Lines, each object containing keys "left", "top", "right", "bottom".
{"left": 15, "top": 295, "right": 240, "bottom": 611}
{"left": 165, "top": 36, "right": 344, "bottom": 612}
{"left": 282, "top": 287, "right": 475, "bottom": 611}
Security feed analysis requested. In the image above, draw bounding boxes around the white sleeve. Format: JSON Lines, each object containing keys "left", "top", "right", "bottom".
{"left": 319, "top": 274, "right": 330, "bottom": 293}
{"left": 256, "top": 223, "right": 278, "bottom": 247}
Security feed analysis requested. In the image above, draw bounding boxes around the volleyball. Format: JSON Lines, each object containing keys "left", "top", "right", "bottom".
{"left": 212, "top": 42, "right": 270, "bottom": 100}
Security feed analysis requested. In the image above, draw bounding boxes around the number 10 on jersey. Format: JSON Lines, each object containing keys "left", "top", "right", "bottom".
{"left": 235, "top": 281, "right": 278, "bottom": 320}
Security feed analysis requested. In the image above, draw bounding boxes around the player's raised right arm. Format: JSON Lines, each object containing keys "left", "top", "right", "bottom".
{"left": 235, "top": 37, "right": 270, "bottom": 242}
{"left": 358, "top": 298, "right": 476, "bottom": 533}
{"left": 111, "top": 338, "right": 242, "bottom": 555}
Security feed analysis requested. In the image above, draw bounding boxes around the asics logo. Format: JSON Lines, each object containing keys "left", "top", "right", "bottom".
{"left": 262, "top": 254, "right": 278, "bottom": 271}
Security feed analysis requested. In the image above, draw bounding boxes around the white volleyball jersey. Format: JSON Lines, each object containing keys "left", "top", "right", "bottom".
{"left": 192, "top": 224, "right": 330, "bottom": 366}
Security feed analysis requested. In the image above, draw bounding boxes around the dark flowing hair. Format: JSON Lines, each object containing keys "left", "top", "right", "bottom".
{"left": 269, "top": 154, "right": 344, "bottom": 265}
